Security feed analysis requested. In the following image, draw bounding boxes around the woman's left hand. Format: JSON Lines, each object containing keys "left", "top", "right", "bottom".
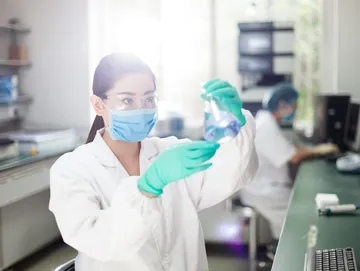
{"left": 201, "top": 79, "right": 246, "bottom": 125}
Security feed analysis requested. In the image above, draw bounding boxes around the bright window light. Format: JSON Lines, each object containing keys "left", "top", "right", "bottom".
{"left": 111, "top": 11, "right": 161, "bottom": 73}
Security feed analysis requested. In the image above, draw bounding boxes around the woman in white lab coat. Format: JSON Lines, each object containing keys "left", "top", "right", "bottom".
{"left": 49, "top": 53, "right": 258, "bottom": 271}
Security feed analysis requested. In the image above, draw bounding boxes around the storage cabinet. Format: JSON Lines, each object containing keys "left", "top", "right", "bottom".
{"left": 0, "top": 157, "right": 60, "bottom": 270}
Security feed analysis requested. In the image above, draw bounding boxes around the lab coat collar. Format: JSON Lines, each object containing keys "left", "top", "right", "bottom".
{"left": 91, "top": 129, "right": 159, "bottom": 167}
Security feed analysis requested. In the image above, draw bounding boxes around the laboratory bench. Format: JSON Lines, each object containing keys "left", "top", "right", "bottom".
{"left": 0, "top": 150, "right": 71, "bottom": 270}
{"left": 271, "top": 159, "right": 360, "bottom": 271}
{"left": 0, "top": 150, "right": 66, "bottom": 172}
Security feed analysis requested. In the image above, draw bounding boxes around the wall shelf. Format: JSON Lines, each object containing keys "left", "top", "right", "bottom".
{"left": 239, "top": 26, "right": 295, "bottom": 33}
{"left": 0, "top": 60, "right": 31, "bottom": 68}
{"left": 0, "top": 26, "right": 30, "bottom": 34}
{"left": 0, "top": 95, "right": 33, "bottom": 123}
{"left": 0, "top": 95, "right": 33, "bottom": 107}
{"left": 0, "top": 20, "right": 32, "bottom": 125}
{"left": 240, "top": 52, "right": 294, "bottom": 57}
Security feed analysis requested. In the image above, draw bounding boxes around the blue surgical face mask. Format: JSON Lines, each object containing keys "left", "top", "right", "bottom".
{"left": 282, "top": 110, "right": 295, "bottom": 122}
{"left": 107, "top": 108, "right": 157, "bottom": 142}
{"left": 281, "top": 99, "right": 297, "bottom": 122}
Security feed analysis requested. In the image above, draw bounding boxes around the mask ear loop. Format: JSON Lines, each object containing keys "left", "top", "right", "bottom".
{"left": 99, "top": 98, "right": 111, "bottom": 129}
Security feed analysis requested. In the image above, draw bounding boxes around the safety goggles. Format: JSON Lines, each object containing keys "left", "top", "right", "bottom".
{"left": 103, "top": 93, "right": 159, "bottom": 111}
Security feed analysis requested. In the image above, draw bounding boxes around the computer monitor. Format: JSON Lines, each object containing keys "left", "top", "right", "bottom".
{"left": 311, "top": 94, "right": 350, "bottom": 147}
{"left": 345, "top": 101, "right": 360, "bottom": 151}
{"left": 242, "top": 101, "right": 262, "bottom": 116}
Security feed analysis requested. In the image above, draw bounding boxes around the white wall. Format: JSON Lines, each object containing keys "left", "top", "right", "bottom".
{"left": 214, "top": 0, "right": 244, "bottom": 93}
{"left": 319, "top": 0, "right": 338, "bottom": 94}
{"left": 0, "top": 0, "right": 91, "bottom": 133}
{"left": 160, "top": 0, "right": 212, "bottom": 120}
{"left": 320, "top": 0, "right": 360, "bottom": 100}
{"left": 337, "top": 0, "right": 360, "bottom": 100}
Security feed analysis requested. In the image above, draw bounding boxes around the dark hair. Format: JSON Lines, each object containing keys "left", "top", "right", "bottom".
{"left": 86, "top": 53, "right": 155, "bottom": 143}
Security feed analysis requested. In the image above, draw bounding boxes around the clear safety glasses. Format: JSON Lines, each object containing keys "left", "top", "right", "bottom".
{"left": 103, "top": 93, "right": 159, "bottom": 111}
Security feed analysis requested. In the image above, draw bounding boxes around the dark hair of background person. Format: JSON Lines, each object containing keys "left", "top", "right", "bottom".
{"left": 86, "top": 53, "right": 155, "bottom": 143}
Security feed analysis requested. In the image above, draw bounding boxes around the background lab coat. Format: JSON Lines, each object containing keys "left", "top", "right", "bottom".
{"left": 239, "top": 110, "right": 296, "bottom": 239}
{"left": 49, "top": 110, "right": 258, "bottom": 271}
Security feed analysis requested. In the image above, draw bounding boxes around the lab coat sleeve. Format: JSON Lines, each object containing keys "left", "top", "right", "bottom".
{"left": 184, "top": 109, "right": 258, "bottom": 211}
{"left": 49, "top": 154, "right": 162, "bottom": 262}
{"left": 255, "top": 118, "right": 296, "bottom": 168}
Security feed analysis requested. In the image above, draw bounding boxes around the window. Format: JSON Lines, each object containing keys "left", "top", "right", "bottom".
{"left": 294, "top": 0, "right": 321, "bottom": 121}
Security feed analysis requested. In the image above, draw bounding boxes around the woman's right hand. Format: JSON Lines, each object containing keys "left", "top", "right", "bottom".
{"left": 138, "top": 141, "right": 220, "bottom": 196}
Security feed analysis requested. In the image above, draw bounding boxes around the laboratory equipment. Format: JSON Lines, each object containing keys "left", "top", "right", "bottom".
{"left": 325, "top": 152, "right": 346, "bottom": 163}
{"left": 203, "top": 95, "right": 241, "bottom": 143}
{"left": 0, "top": 128, "right": 78, "bottom": 155}
{"left": 0, "top": 138, "right": 19, "bottom": 161}
{"left": 0, "top": 75, "right": 18, "bottom": 104}
{"left": 319, "top": 204, "right": 360, "bottom": 216}
{"left": 0, "top": 128, "right": 76, "bottom": 142}
{"left": 336, "top": 154, "right": 360, "bottom": 173}
{"left": 8, "top": 18, "right": 29, "bottom": 63}
{"left": 345, "top": 101, "right": 360, "bottom": 151}
{"left": 309, "top": 247, "right": 358, "bottom": 271}
{"left": 315, "top": 193, "right": 340, "bottom": 209}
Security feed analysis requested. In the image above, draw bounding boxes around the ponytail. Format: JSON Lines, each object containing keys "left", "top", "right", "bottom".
{"left": 86, "top": 115, "right": 105, "bottom": 143}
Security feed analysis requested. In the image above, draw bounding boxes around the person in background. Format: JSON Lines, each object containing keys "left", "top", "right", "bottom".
{"left": 49, "top": 53, "right": 258, "bottom": 271}
{"left": 239, "top": 82, "right": 338, "bottom": 260}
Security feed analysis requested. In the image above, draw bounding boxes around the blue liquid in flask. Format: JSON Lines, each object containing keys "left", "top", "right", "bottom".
{"left": 204, "top": 106, "right": 241, "bottom": 143}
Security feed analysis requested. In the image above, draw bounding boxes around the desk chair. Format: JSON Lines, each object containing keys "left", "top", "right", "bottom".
{"left": 53, "top": 258, "right": 75, "bottom": 271}
{"left": 230, "top": 197, "right": 272, "bottom": 269}
{"left": 229, "top": 197, "right": 259, "bottom": 260}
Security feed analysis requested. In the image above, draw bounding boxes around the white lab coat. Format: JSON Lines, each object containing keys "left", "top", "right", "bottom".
{"left": 49, "top": 110, "right": 258, "bottom": 271}
{"left": 239, "top": 110, "right": 296, "bottom": 239}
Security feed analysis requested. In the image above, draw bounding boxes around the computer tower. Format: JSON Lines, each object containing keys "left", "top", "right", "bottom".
{"left": 345, "top": 101, "right": 360, "bottom": 151}
{"left": 312, "top": 94, "right": 350, "bottom": 147}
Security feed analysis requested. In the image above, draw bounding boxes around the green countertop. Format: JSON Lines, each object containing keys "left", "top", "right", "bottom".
{"left": 272, "top": 160, "right": 360, "bottom": 270}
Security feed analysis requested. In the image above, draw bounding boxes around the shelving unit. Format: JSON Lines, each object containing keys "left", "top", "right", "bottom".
{"left": 237, "top": 21, "right": 295, "bottom": 91}
{"left": 0, "top": 25, "right": 31, "bottom": 34}
{"left": 0, "top": 95, "right": 33, "bottom": 107}
{"left": 0, "top": 59, "right": 31, "bottom": 68}
{"left": 0, "top": 22, "right": 32, "bottom": 124}
{"left": 0, "top": 22, "right": 64, "bottom": 271}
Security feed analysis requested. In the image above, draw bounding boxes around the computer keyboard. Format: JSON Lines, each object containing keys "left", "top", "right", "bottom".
{"left": 314, "top": 247, "right": 358, "bottom": 271}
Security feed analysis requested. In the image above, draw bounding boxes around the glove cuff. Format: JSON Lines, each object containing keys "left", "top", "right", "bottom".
{"left": 237, "top": 113, "right": 247, "bottom": 127}
{"left": 138, "top": 174, "right": 163, "bottom": 196}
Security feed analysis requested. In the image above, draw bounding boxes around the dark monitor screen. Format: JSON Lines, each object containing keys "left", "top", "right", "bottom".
{"left": 346, "top": 102, "right": 360, "bottom": 143}
{"left": 242, "top": 101, "right": 262, "bottom": 116}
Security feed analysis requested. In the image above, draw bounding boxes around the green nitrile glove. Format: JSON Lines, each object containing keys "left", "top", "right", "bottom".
{"left": 201, "top": 79, "right": 246, "bottom": 126}
{"left": 138, "top": 141, "right": 220, "bottom": 196}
